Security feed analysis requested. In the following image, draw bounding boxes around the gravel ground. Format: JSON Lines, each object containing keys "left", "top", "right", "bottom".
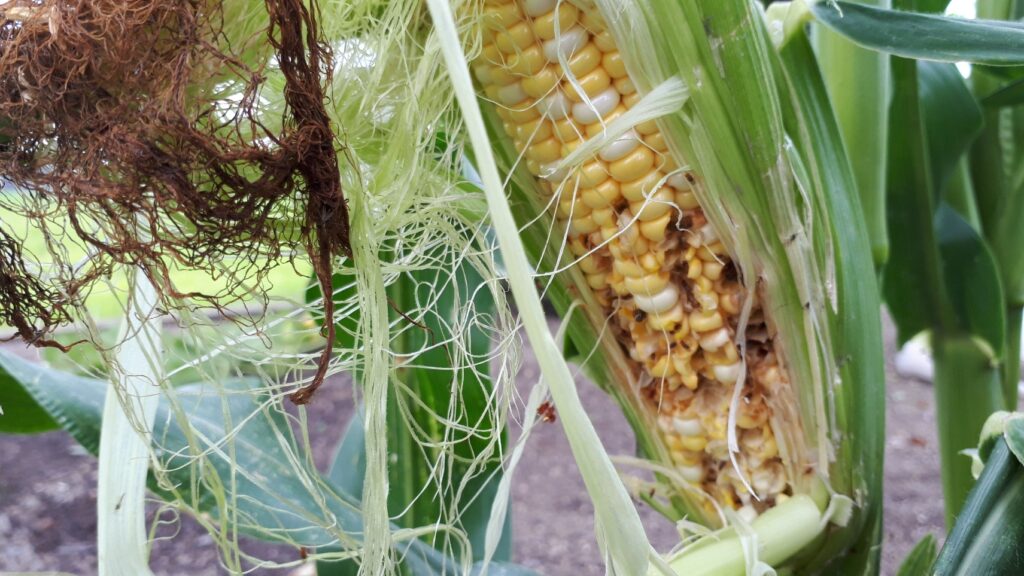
{"left": 0, "top": 317, "right": 950, "bottom": 575}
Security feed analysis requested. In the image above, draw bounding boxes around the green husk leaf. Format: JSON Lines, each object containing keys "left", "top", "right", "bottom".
{"left": 427, "top": 0, "right": 655, "bottom": 572}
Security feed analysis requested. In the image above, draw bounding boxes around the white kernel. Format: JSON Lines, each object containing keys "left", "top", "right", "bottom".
{"left": 523, "top": 0, "right": 557, "bottom": 17}
{"left": 633, "top": 284, "right": 679, "bottom": 315}
{"left": 598, "top": 128, "right": 641, "bottom": 162}
{"left": 543, "top": 26, "right": 589, "bottom": 63}
{"left": 667, "top": 172, "right": 691, "bottom": 190}
{"left": 571, "top": 87, "right": 620, "bottom": 125}
{"left": 700, "top": 223, "right": 719, "bottom": 244}
{"left": 699, "top": 327, "right": 730, "bottom": 351}
{"left": 539, "top": 91, "right": 571, "bottom": 120}
{"left": 713, "top": 362, "right": 741, "bottom": 384}
{"left": 679, "top": 464, "right": 705, "bottom": 483}
{"left": 738, "top": 505, "right": 759, "bottom": 524}
{"left": 672, "top": 417, "right": 703, "bottom": 437}
{"left": 497, "top": 82, "right": 528, "bottom": 106}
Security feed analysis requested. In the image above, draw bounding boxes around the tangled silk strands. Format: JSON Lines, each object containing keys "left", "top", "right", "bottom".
{"left": 0, "top": 0, "right": 348, "bottom": 401}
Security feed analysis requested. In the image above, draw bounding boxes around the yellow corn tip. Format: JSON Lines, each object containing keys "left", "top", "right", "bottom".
{"left": 474, "top": 0, "right": 794, "bottom": 516}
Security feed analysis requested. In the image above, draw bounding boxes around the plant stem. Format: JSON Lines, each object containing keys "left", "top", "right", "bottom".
{"left": 1004, "top": 306, "right": 1022, "bottom": 408}
{"left": 932, "top": 336, "right": 1006, "bottom": 525}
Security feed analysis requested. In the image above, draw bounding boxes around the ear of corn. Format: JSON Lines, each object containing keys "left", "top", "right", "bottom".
{"left": 476, "top": 0, "right": 795, "bottom": 519}
{"left": 473, "top": 0, "right": 884, "bottom": 572}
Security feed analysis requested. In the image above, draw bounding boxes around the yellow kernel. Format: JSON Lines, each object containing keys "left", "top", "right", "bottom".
{"left": 532, "top": 3, "right": 579, "bottom": 41}
{"left": 510, "top": 45, "right": 546, "bottom": 76}
{"left": 639, "top": 252, "right": 661, "bottom": 272}
{"left": 686, "top": 257, "right": 702, "bottom": 279}
{"left": 584, "top": 11, "right": 609, "bottom": 35}
{"left": 690, "top": 309, "right": 723, "bottom": 333}
{"left": 495, "top": 21, "right": 534, "bottom": 54}
{"left": 660, "top": 153, "right": 679, "bottom": 173}
{"left": 613, "top": 258, "right": 645, "bottom": 278}
{"left": 720, "top": 290, "right": 742, "bottom": 316}
{"left": 489, "top": 63, "right": 518, "bottom": 86}
{"left": 621, "top": 170, "right": 665, "bottom": 202}
{"left": 697, "top": 245, "right": 721, "bottom": 261}
{"left": 566, "top": 43, "right": 602, "bottom": 77}
{"left": 583, "top": 105, "right": 627, "bottom": 138}
{"left": 525, "top": 158, "right": 541, "bottom": 176}
{"left": 636, "top": 119, "right": 659, "bottom": 135}
{"left": 622, "top": 91, "right": 642, "bottom": 108}
{"left": 522, "top": 66, "right": 561, "bottom": 98}
{"left": 472, "top": 63, "right": 494, "bottom": 85}
{"left": 483, "top": 2, "right": 523, "bottom": 33}
{"left": 571, "top": 214, "right": 599, "bottom": 235}
{"left": 648, "top": 303, "right": 686, "bottom": 332}
{"left": 581, "top": 178, "right": 621, "bottom": 208}
{"left": 603, "top": 51, "right": 627, "bottom": 78}
{"left": 650, "top": 355, "right": 675, "bottom": 378}
{"left": 591, "top": 206, "right": 614, "bottom": 227}
{"left": 482, "top": 43, "right": 503, "bottom": 65}
{"left": 594, "top": 30, "right": 618, "bottom": 52}
{"left": 558, "top": 196, "right": 591, "bottom": 219}
{"left": 631, "top": 187, "right": 675, "bottom": 222}
{"left": 554, "top": 118, "right": 582, "bottom": 142}
{"left": 507, "top": 100, "right": 540, "bottom": 123}
{"left": 676, "top": 189, "right": 699, "bottom": 209}
{"left": 624, "top": 272, "right": 669, "bottom": 295}
{"left": 609, "top": 146, "right": 655, "bottom": 182}
{"left": 680, "top": 436, "right": 707, "bottom": 452}
{"left": 574, "top": 160, "right": 609, "bottom": 188}
{"left": 578, "top": 254, "right": 602, "bottom": 274}
{"left": 703, "top": 261, "right": 724, "bottom": 281}
{"left": 645, "top": 132, "right": 667, "bottom": 152}
{"left": 586, "top": 272, "right": 609, "bottom": 290}
{"left": 526, "top": 137, "right": 561, "bottom": 163}
{"left": 560, "top": 139, "right": 580, "bottom": 157}
{"left": 639, "top": 212, "right": 673, "bottom": 242}
{"left": 563, "top": 67, "right": 612, "bottom": 103}
{"left": 614, "top": 76, "right": 636, "bottom": 95}
{"left": 516, "top": 118, "right": 554, "bottom": 142}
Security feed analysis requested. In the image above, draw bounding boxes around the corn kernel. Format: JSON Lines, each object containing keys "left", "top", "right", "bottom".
{"left": 532, "top": 3, "right": 579, "bottom": 41}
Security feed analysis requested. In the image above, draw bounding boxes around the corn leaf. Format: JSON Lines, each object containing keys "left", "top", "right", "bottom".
{"left": 813, "top": 0, "right": 892, "bottom": 267}
{"left": 919, "top": 62, "right": 984, "bottom": 199}
{"left": 934, "top": 206, "right": 1005, "bottom": 357}
{"left": 980, "top": 77, "right": 1024, "bottom": 108}
{"left": 884, "top": 56, "right": 946, "bottom": 337}
{"left": 0, "top": 367, "right": 58, "bottom": 433}
{"left": 896, "top": 535, "right": 937, "bottom": 576}
{"left": 933, "top": 438, "right": 1024, "bottom": 575}
{"left": 811, "top": 1, "right": 1024, "bottom": 65}
{"left": 1006, "top": 417, "right": 1024, "bottom": 467}
{"left": 0, "top": 349, "right": 535, "bottom": 575}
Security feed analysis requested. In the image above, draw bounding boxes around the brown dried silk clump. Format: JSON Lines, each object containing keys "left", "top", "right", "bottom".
{"left": 0, "top": 0, "right": 349, "bottom": 402}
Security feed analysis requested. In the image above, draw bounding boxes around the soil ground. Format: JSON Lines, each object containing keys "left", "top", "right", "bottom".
{"left": 0, "top": 317, "right": 952, "bottom": 575}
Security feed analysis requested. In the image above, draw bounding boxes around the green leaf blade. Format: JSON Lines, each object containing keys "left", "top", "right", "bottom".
{"left": 811, "top": 2, "right": 1024, "bottom": 65}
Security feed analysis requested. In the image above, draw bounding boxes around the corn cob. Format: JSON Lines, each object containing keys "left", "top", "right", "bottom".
{"left": 473, "top": 0, "right": 796, "bottom": 518}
